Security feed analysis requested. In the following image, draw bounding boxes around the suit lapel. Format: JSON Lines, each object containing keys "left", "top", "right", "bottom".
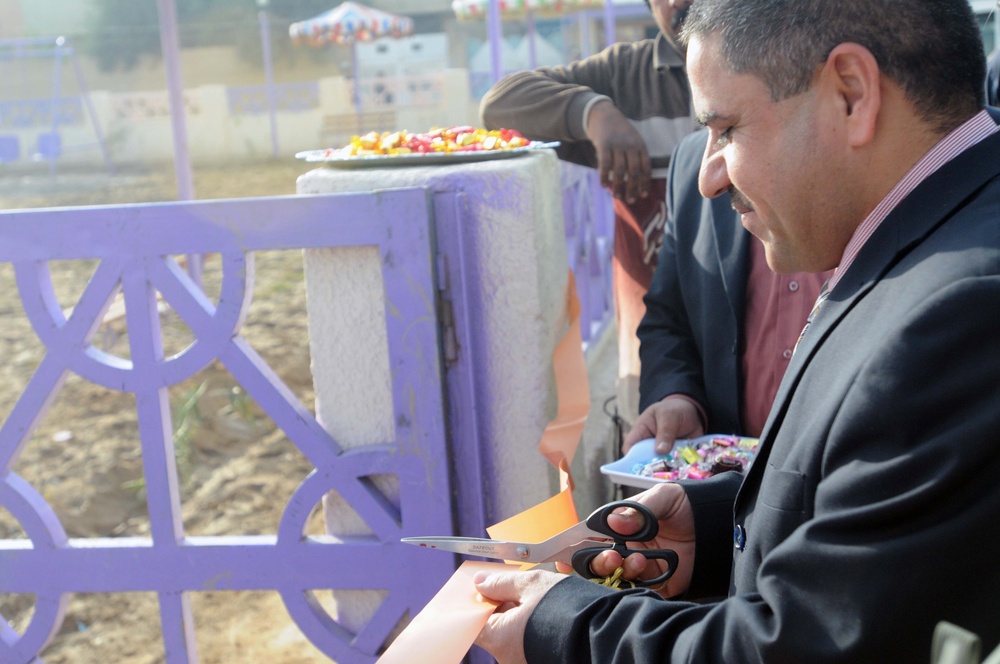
{"left": 738, "top": 121, "right": 1000, "bottom": 501}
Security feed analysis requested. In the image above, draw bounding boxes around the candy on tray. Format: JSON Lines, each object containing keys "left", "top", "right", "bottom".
{"left": 630, "top": 434, "right": 760, "bottom": 482}
{"left": 326, "top": 126, "right": 531, "bottom": 157}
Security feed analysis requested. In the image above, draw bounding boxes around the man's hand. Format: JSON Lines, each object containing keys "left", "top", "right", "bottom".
{"left": 474, "top": 485, "right": 697, "bottom": 661}
{"left": 624, "top": 397, "right": 705, "bottom": 455}
{"left": 473, "top": 568, "right": 565, "bottom": 664}
{"left": 585, "top": 99, "right": 651, "bottom": 204}
{"left": 586, "top": 482, "right": 696, "bottom": 597}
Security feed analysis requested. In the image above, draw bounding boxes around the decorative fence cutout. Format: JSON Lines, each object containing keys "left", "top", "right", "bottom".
{"left": 0, "top": 190, "right": 456, "bottom": 663}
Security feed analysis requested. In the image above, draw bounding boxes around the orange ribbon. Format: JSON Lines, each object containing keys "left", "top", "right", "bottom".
{"left": 378, "top": 272, "right": 590, "bottom": 663}
{"left": 376, "top": 560, "right": 514, "bottom": 664}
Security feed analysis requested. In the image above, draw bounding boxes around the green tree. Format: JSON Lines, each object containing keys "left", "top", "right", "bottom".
{"left": 85, "top": 0, "right": 252, "bottom": 71}
{"left": 262, "top": 0, "right": 346, "bottom": 21}
{"left": 84, "top": 0, "right": 358, "bottom": 72}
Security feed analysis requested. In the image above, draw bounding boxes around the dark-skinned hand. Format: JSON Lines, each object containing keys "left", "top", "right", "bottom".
{"left": 585, "top": 99, "right": 651, "bottom": 204}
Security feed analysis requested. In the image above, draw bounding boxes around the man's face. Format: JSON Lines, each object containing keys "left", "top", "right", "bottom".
{"left": 688, "top": 34, "right": 856, "bottom": 274}
{"left": 650, "top": 0, "right": 694, "bottom": 38}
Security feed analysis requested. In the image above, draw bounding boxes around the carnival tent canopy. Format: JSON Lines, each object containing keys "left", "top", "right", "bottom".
{"left": 289, "top": 2, "right": 415, "bottom": 120}
{"left": 452, "top": 0, "right": 602, "bottom": 21}
{"left": 289, "top": 1, "right": 414, "bottom": 46}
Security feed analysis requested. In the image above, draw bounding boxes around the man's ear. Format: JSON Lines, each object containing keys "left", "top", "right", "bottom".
{"left": 825, "top": 42, "right": 881, "bottom": 147}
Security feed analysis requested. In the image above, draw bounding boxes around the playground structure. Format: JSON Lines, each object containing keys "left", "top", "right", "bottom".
{"left": 0, "top": 36, "right": 113, "bottom": 174}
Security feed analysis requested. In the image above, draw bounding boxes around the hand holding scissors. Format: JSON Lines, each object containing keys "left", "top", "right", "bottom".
{"left": 402, "top": 500, "right": 678, "bottom": 588}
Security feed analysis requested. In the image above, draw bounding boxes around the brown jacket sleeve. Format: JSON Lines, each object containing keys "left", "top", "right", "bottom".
{"left": 479, "top": 41, "right": 657, "bottom": 168}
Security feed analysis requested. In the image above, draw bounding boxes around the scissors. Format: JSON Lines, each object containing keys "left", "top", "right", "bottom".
{"left": 402, "top": 500, "right": 678, "bottom": 588}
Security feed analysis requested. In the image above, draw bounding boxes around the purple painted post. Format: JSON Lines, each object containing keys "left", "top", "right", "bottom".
{"left": 559, "top": 160, "right": 616, "bottom": 344}
{"left": 487, "top": 0, "right": 503, "bottom": 82}
{"left": 603, "top": 0, "right": 616, "bottom": 47}
{"left": 46, "top": 36, "right": 64, "bottom": 176}
{"left": 257, "top": 3, "right": 280, "bottom": 159}
{"left": 155, "top": 0, "right": 195, "bottom": 202}
{"left": 155, "top": 0, "right": 200, "bottom": 285}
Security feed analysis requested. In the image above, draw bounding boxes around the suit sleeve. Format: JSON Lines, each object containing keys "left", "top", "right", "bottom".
{"left": 524, "top": 472, "right": 740, "bottom": 663}
{"left": 524, "top": 276, "right": 1000, "bottom": 663}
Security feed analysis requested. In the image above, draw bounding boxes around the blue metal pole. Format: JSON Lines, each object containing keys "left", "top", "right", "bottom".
{"left": 155, "top": 0, "right": 195, "bottom": 202}
{"left": 603, "top": 0, "right": 616, "bottom": 47}
{"left": 156, "top": 0, "right": 201, "bottom": 286}
{"left": 48, "top": 36, "right": 64, "bottom": 176}
{"left": 258, "top": 9, "right": 280, "bottom": 158}
{"left": 487, "top": 0, "right": 503, "bottom": 82}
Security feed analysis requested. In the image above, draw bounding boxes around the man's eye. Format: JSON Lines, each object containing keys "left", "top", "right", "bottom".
{"left": 716, "top": 127, "right": 733, "bottom": 146}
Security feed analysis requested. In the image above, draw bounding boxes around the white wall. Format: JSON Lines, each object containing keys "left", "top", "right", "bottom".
{"left": 0, "top": 69, "right": 480, "bottom": 167}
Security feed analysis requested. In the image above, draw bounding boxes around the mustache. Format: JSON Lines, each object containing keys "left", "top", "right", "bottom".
{"left": 729, "top": 186, "right": 753, "bottom": 212}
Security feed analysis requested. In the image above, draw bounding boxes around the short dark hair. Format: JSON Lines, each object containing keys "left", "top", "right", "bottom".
{"left": 681, "top": 0, "right": 986, "bottom": 133}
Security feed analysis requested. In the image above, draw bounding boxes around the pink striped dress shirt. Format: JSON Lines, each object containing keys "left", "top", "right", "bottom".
{"left": 828, "top": 110, "right": 999, "bottom": 293}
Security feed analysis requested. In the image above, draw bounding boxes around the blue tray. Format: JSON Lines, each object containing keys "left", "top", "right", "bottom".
{"left": 600, "top": 435, "right": 758, "bottom": 489}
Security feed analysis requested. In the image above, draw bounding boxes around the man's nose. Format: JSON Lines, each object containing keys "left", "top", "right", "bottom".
{"left": 698, "top": 149, "right": 729, "bottom": 199}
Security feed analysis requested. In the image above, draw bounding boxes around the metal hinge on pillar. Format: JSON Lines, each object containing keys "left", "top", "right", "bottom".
{"left": 437, "top": 252, "right": 460, "bottom": 366}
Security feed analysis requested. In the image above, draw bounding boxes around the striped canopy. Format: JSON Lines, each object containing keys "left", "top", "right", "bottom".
{"left": 289, "top": 1, "right": 414, "bottom": 46}
{"left": 452, "top": 0, "right": 603, "bottom": 20}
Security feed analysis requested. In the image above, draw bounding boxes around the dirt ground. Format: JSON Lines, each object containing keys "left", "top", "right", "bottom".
{"left": 0, "top": 158, "right": 347, "bottom": 663}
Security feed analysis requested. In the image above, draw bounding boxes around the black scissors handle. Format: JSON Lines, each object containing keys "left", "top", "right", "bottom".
{"left": 583, "top": 500, "right": 659, "bottom": 541}
{"left": 571, "top": 500, "right": 679, "bottom": 588}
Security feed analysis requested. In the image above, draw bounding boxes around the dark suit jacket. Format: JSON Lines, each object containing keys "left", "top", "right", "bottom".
{"left": 637, "top": 129, "right": 747, "bottom": 434}
{"left": 525, "top": 114, "right": 1000, "bottom": 662}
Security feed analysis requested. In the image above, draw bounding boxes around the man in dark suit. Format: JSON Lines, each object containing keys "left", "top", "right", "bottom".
{"left": 471, "top": 1, "right": 1000, "bottom": 661}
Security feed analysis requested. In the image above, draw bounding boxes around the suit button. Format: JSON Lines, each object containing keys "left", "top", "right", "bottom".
{"left": 733, "top": 524, "right": 746, "bottom": 551}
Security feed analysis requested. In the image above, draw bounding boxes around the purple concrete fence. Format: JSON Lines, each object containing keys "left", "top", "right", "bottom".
{"left": 560, "top": 160, "right": 615, "bottom": 345}
{"left": 0, "top": 168, "right": 614, "bottom": 663}
{"left": 0, "top": 191, "right": 457, "bottom": 663}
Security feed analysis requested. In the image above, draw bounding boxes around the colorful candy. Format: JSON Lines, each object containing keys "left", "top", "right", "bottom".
{"left": 630, "top": 435, "right": 760, "bottom": 482}
{"left": 327, "top": 126, "right": 531, "bottom": 157}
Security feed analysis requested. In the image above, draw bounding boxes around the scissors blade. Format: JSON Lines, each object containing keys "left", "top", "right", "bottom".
{"left": 531, "top": 520, "right": 611, "bottom": 559}
{"left": 532, "top": 538, "right": 615, "bottom": 566}
{"left": 402, "top": 504, "right": 621, "bottom": 565}
{"left": 402, "top": 536, "right": 532, "bottom": 562}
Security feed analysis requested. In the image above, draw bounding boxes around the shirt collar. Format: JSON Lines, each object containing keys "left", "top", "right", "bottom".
{"left": 654, "top": 32, "right": 685, "bottom": 71}
{"left": 828, "top": 109, "right": 999, "bottom": 292}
